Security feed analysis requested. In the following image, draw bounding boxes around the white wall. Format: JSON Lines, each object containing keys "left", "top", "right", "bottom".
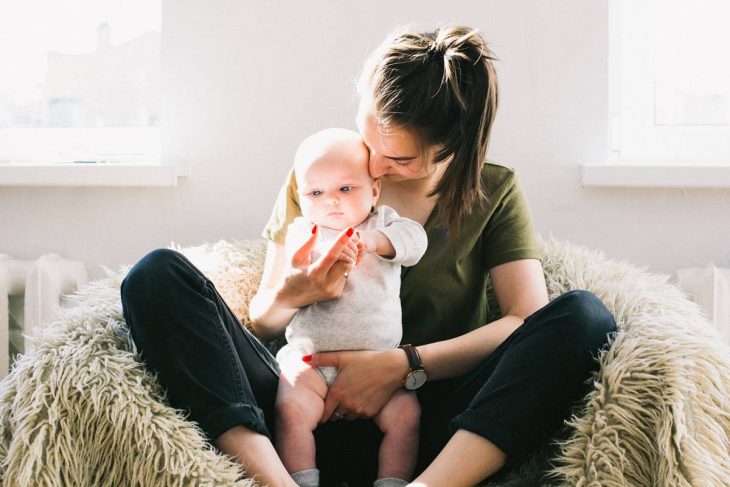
{"left": 1, "top": 0, "right": 729, "bottom": 280}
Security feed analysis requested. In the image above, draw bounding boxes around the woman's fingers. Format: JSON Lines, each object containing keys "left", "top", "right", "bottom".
{"left": 315, "top": 351, "right": 383, "bottom": 422}
{"left": 322, "top": 349, "right": 402, "bottom": 421}
{"left": 323, "top": 400, "right": 343, "bottom": 423}
{"left": 291, "top": 224, "right": 319, "bottom": 268}
{"left": 308, "top": 351, "right": 340, "bottom": 368}
{"left": 322, "top": 388, "right": 345, "bottom": 423}
{"left": 313, "top": 227, "right": 355, "bottom": 274}
{"left": 331, "top": 260, "right": 354, "bottom": 281}
{"left": 323, "top": 380, "right": 368, "bottom": 422}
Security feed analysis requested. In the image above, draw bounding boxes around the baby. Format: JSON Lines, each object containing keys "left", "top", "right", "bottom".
{"left": 275, "top": 128, "right": 428, "bottom": 487}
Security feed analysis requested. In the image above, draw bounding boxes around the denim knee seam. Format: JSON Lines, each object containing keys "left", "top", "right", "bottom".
{"left": 203, "top": 280, "right": 249, "bottom": 401}
{"left": 205, "top": 279, "right": 281, "bottom": 379}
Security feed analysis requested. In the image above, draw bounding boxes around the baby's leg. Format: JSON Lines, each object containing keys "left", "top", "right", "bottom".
{"left": 275, "top": 356, "right": 328, "bottom": 476}
{"left": 373, "top": 388, "right": 421, "bottom": 482}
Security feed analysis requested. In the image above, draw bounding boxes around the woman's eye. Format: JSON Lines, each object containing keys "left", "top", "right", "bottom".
{"left": 340, "top": 185, "right": 352, "bottom": 192}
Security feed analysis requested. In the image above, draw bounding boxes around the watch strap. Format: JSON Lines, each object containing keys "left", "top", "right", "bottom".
{"left": 399, "top": 344, "right": 423, "bottom": 371}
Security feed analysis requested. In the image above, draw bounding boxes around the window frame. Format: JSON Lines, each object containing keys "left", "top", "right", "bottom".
{"left": 582, "top": 0, "right": 730, "bottom": 188}
{"left": 0, "top": 1, "right": 176, "bottom": 186}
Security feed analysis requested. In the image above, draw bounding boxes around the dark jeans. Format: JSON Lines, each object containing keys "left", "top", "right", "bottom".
{"left": 121, "top": 249, "right": 617, "bottom": 485}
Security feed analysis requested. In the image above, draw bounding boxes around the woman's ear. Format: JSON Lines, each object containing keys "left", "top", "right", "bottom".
{"left": 371, "top": 178, "right": 381, "bottom": 206}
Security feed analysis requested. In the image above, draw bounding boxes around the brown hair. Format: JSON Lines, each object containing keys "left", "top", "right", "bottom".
{"left": 358, "top": 25, "right": 499, "bottom": 230}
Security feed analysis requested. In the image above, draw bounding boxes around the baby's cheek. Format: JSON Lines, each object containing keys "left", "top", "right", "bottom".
{"left": 298, "top": 200, "right": 314, "bottom": 220}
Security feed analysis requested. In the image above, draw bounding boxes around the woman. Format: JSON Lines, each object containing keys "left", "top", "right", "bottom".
{"left": 121, "top": 26, "right": 616, "bottom": 487}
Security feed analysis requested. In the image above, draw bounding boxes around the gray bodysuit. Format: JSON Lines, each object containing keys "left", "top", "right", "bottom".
{"left": 276, "top": 205, "right": 428, "bottom": 386}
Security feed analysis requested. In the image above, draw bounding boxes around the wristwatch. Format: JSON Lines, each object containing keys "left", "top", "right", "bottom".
{"left": 399, "top": 344, "right": 428, "bottom": 390}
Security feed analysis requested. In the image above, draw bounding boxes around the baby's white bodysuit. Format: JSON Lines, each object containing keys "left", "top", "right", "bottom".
{"left": 277, "top": 205, "right": 428, "bottom": 385}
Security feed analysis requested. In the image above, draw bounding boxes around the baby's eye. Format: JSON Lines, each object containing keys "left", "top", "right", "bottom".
{"left": 340, "top": 185, "right": 353, "bottom": 192}
{"left": 310, "top": 190, "right": 322, "bottom": 196}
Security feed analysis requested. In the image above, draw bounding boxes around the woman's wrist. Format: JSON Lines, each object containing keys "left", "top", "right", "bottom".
{"left": 272, "top": 277, "right": 299, "bottom": 309}
{"left": 249, "top": 289, "right": 297, "bottom": 341}
{"left": 385, "top": 347, "right": 411, "bottom": 388}
{"left": 273, "top": 271, "right": 316, "bottom": 310}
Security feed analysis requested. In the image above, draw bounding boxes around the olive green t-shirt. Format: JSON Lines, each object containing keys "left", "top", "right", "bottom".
{"left": 262, "top": 161, "right": 542, "bottom": 346}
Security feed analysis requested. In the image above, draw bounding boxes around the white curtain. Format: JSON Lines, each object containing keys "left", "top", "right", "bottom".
{"left": 677, "top": 266, "right": 730, "bottom": 345}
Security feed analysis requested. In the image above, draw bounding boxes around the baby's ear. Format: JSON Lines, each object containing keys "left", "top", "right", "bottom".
{"left": 371, "top": 178, "right": 381, "bottom": 203}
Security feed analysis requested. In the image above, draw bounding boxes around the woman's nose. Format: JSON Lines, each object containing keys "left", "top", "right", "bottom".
{"left": 369, "top": 154, "right": 388, "bottom": 178}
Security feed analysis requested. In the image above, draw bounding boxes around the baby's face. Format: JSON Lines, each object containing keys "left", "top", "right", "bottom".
{"left": 297, "top": 145, "right": 377, "bottom": 231}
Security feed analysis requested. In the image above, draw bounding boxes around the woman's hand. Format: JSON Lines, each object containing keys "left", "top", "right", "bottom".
{"left": 250, "top": 226, "right": 360, "bottom": 340}
{"left": 306, "top": 348, "right": 409, "bottom": 422}
{"left": 277, "top": 226, "right": 359, "bottom": 309}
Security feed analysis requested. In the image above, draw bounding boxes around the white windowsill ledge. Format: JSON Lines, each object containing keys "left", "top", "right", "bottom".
{"left": 581, "top": 163, "right": 730, "bottom": 188}
{"left": 0, "top": 163, "right": 188, "bottom": 187}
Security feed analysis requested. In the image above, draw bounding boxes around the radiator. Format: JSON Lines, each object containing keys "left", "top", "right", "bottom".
{"left": 0, "top": 254, "right": 87, "bottom": 378}
{"left": 677, "top": 265, "right": 730, "bottom": 345}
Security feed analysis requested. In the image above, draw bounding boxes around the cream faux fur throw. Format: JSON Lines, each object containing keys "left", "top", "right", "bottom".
{"left": 0, "top": 238, "right": 729, "bottom": 486}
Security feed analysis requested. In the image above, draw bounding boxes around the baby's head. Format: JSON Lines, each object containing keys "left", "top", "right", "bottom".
{"left": 295, "top": 128, "right": 379, "bottom": 231}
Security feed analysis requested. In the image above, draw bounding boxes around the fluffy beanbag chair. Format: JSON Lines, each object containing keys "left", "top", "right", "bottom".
{"left": 0, "top": 238, "right": 728, "bottom": 486}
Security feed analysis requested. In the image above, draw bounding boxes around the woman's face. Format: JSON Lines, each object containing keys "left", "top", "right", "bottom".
{"left": 355, "top": 96, "right": 438, "bottom": 183}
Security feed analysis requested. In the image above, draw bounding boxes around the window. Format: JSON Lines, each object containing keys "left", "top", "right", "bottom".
{"left": 610, "top": 0, "right": 730, "bottom": 164}
{"left": 0, "top": 0, "right": 161, "bottom": 165}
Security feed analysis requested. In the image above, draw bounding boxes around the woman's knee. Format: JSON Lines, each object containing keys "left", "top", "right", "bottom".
{"left": 553, "top": 290, "right": 617, "bottom": 352}
{"left": 121, "top": 248, "right": 190, "bottom": 304}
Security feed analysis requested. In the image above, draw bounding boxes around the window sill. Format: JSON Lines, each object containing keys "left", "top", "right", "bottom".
{"left": 0, "top": 163, "right": 188, "bottom": 187}
{"left": 580, "top": 162, "right": 730, "bottom": 188}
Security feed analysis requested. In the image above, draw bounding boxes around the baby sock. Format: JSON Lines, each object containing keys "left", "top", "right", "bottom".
{"left": 373, "top": 478, "right": 409, "bottom": 487}
{"left": 291, "top": 468, "right": 320, "bottom": 487}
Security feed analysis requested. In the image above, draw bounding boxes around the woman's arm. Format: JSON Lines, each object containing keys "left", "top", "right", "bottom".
{"left": 417, "top": 258, "right": 548, "bottom": 380}
{"left": 310, "top": 258, "right": 549, "bottom": 420}
{"left": 249, "top": 240, "right": 300, "bottom": 341}
{"left": 249, "top": 228, "right": 359, "bottom": 342}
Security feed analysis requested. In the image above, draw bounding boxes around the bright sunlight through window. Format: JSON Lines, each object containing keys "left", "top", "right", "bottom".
{"left": 0, "top": 0, "right": 161, "bottom": 164}
{"left": 611, "top": 0, "right": 730, "bottom": 164}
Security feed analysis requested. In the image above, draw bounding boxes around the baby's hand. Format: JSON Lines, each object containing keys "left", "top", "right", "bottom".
{"left": 356, "top": 230, "right": 395, "bottom": 259}
{"left": 357, "top": 230, "right": 378, "bottom": 254}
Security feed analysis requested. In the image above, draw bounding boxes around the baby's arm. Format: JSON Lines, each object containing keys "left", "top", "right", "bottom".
{"left": 358, "top": 230, "right": 396, "bottom": 258}
{"left": 361, "top": 206, "right": 428, "bottom": 267}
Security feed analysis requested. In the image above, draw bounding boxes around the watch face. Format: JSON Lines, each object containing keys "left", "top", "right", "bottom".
{"left": 404, "top": 370, "right": 427, "bottom": 390}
